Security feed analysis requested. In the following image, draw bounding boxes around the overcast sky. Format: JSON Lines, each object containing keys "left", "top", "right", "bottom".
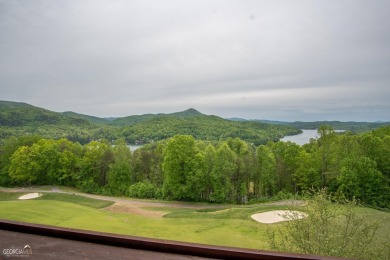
{"left": 1, "top": 0, "right": 389, "bottom": 121}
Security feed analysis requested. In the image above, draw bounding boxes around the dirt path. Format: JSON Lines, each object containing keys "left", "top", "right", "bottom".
{"left": 104, "top": 201, "right": 168, "bottom": 218}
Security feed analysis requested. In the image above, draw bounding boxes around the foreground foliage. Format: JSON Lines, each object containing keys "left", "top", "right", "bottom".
{"left": 268, "top": 190, "right": 389, "bottom": 260}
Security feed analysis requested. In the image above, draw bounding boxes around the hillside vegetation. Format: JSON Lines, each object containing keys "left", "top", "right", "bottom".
{"left": 0, "top": 100, "right": 299, "bottom": 145}
{"left": 233, "top": 118, "right": 390, "bottom": 133}
{"left": 0, "top": 101, "right": 91, "bottom": 127}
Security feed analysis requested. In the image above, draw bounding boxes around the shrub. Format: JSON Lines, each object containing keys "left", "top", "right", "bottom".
{"left": 126, "top": 181, "right": 158, "bottom": 199}
{"left": 268, "top": 189, "right": 388, "bottom": 259}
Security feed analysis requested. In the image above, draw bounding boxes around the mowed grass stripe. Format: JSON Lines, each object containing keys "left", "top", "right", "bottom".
{"left": 35, "top": 193, "right": 114, "bottom": 208}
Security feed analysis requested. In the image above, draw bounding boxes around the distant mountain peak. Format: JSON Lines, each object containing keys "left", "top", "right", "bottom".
{"left": 171, "top": 108, "right": 202, "bottom": 117}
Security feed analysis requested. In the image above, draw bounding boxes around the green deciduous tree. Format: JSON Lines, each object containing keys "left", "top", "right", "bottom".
{"left": 255, "top": 145, "right": 277, "bottom": 197}
{"left": 50, "top": 138, "right": 83, "bottom": 186}
{"left": 202, "top": 144, "right": 216, "bottom": 201}
{"left": 210, "top": 142, "right": 235, "bottom": 203}
{"left": 9, "top": 146, "right": 41, "bottom": 185}
{"left": 0, "top": 135, "right": 41, "bottom": 185}
{"left": 337, "top": 156, "right": 387, "bottom": 207}
{"left": 8, "top": 138, "right": 83, "bottom": 186}
{"left": 293, "top": 149, "right": 320, "bottom": 192}
{"left": 185, "top": 151, "right": 207, "bottom": 201}
{"left": 317, "top": 125, "right": 337, "bottom": 188}
{"left": 271, "top": 141, "right": 299, "bottom": 193}
{"left": 162, "top": 135, "right": 199, "bottom": 200}
{"left": 227, "top": 138, "right": 252, "bottom": 203}
{"left": 9, "top": 139, "right": 59, "bottom": 185}
{"left": 77, "top": 140, "right": 114, "bottom": 192}
{"left": 107, "top": 139, "right": 133, "bottom": 195}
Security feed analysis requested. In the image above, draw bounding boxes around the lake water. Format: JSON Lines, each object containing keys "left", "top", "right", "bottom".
{"left": 127, "top": 145, "right": 143, "bottom": 151}
{"left": 280, "top": 130, "right": 319, "bottom": 145}
{"left": 280, "top": 129, "right": 345, "bottom": 145}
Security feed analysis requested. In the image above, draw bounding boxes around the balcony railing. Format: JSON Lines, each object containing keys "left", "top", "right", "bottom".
{"left": 0, "top": 219, "right": 347, "bottom": 260}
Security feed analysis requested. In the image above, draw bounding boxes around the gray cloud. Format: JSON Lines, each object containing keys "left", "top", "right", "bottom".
{"left": 0, "top": 0, "right": 389, "bottom": 121}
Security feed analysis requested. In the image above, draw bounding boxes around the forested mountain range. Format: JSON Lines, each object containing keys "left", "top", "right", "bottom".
{"left": 0, "top": 100, "right": 299, "bottom": 145}
{"left": 2, "top": 100, "right": 389, "bottom": 145}
{"left": 229, "top": 117, "right": 390, "bottom": 132}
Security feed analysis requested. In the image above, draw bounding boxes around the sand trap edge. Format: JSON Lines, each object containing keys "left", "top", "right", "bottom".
{"left": 251, "top": 210, "right": 307, "bottom": 224}
{"left": 18, "top": 192, "right": 43, "bottom": 200}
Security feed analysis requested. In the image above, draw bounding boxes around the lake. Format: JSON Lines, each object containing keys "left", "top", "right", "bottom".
{"left": 127, "top": 145, "right": 143, "bottom": 151}
{"left": 280, "top": 129, "right": 345, "bottom": 145}
{"left": 280, "top": 129, "right": 319, "bottom": 145}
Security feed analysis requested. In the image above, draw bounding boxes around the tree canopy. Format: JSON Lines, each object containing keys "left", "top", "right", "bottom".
{"left": 1, "top": 125, "right": 389, "bottom": 208}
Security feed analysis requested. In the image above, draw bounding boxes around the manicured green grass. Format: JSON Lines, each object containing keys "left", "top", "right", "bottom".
{"left": 0, "top": 191, "right": 114, "bottom": 208}
{"left": 354, "top": 206, "right": 390, "bottom": 246}
{"left": 0, "top": 198, "right": 268, "bottom": 249}
{"left": 35, "top": 193, "right": 114, "bottom": 209}
{"left": 0, "top": 191, "right": 26, "bottom": 200}
{"left": 164, "top": 204, "right": 291, "bottom": 220}
{"left": 0, "top": 192, "right": 388, "bottom": 252}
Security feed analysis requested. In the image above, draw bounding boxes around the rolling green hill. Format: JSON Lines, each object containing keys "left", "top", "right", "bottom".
{"left": 109, "top": 113, "right": 165, "bottom": 126}
{"left": 120, "top": 114, "right": 300, "bottom": 145}
{"left": 0, "top": 100, "right": 297, "bottom": 145}
{"left": 61, "top": 111, "right": 110, "bottom": 125}
{"left": 0, "top": 101, "right": 91, "bottom": 127}
{"left": 109, "top": 108, "right": 203, "bottom": 126}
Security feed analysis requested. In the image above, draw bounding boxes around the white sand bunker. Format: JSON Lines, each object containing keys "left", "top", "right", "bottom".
{"left": 251, "top": 210, "right": 307, "bottom": 224}
{"left": 18, "top": 193, "right": 42, "bottom": 200}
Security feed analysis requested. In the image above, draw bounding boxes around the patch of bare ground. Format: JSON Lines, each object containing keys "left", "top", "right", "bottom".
{"left": 263, "top": 200, "right": 307, "bottom": 206}
{"left": 103, "top": 202, "right": 168, "bottom": 218}
{"left": 208, "top": 208, "right": 230, "bottom": 214}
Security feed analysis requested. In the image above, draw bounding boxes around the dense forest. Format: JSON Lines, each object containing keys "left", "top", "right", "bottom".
{"left": 0, "top": 101, "right": 300, "bottom": 145}
{"left": 231, "top": 118, "right": 390, "bottom": 133}
{"left": 1, "top": 125, "right": 389, "bottom": 208}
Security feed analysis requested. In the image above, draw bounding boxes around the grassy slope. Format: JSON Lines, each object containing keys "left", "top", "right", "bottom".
{"left": 0, "top": 192, "right": 388, "bottom": 251}
{"left": 34, "top": 193, "right": 114, "bottom": 208}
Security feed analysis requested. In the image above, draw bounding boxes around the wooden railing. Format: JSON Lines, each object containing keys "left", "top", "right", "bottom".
{"left": 0, "top": 219, "right": 346, "bottom": 260}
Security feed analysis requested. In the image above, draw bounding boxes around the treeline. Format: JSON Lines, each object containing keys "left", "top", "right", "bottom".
{"left": 0, "top": 101, "right": 300, "bottom": 146}
{"left": 120, "top": 115, "right": 300, "bottom": 145}
{"left": 0, "top": 125, "right": 389, "bottom": 208}
{"left": 286, "top": 121, "right": 390, "bottom": 133}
